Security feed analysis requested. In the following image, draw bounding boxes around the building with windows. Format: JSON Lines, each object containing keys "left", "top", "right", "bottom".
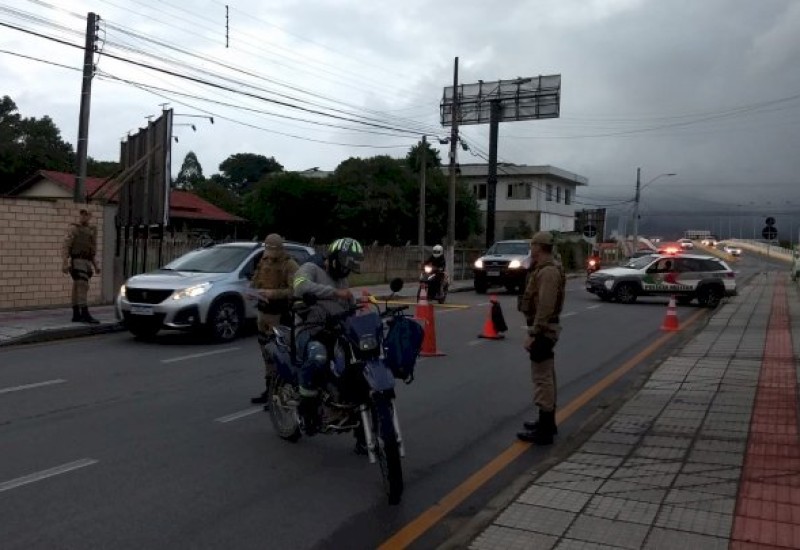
{"left": 450, "top": 163, "right": 588, "bottom": 239}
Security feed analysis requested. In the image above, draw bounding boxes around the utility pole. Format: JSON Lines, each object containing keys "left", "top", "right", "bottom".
{"left": 74, "top": 12, "right": 99, "bottom": 203}
{"left": 632, "top": 167, "right": 641, "bottom": 253}
{"left": 446, "top": 57, "right": 459, "bottom": 276}
{"left": 418, "top": 135, "right": 427, "bottom": 260}
{"left": 486, "top": 100, "right": 501, "bottom": 248}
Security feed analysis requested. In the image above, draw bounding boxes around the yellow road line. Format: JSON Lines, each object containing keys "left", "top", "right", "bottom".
{"left": 377, "top": 307, "right": 707, "bottom": 550}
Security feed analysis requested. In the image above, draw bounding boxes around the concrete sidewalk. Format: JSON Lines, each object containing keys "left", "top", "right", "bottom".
{"left": 0, "top": 280, "right": 475, "bottom": 348}
{"left": 464, "top": 274, "right": 800, "bottom": 549}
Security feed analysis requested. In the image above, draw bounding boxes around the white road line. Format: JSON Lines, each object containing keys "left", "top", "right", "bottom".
{"left": 468, "top": 340, "right": 486, "bottom": 346}
{"left": 0, "top": 379, "right": 66, "bottom": 395}
{"left": 0, "top": 459, "right": 98, "bottom": 493}
{"left": 161, "top": 347, "right": 241, "bottom": 364}
{"left": 562, "top": 312, "right": 578, "bottom": 318}
{"left": 214, "top": 407, "right": 263, "bottom": 423}
{"left": 586, "top": 305, "right": 602, "bottom": 310}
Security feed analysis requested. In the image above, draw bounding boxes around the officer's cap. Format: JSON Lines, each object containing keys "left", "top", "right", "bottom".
{"left": 264, "top": 233, "right": 284, "bottom": 257}
{"left": 531, "top": 231, "right": 554, "bottom": 246}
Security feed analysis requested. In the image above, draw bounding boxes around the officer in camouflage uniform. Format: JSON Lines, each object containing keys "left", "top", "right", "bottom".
{"left": 517, "top": 231, "right": 566, "bottom": 445}
{"left": 250, "top": 234, "right": 299, "bottom": 408}
{"left": 62, "top": 209, "right": 100, "bottom": 324}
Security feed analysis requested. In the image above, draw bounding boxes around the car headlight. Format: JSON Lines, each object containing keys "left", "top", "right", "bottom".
{"left": 119, "top": 284, "right": 126, "bottom": 298}
{"left": 474, "top": 259, "right": 484, "bottom": 269}
{"left": 172, "top": 282, "right": 212, "bottom": 300}
{"left": 604, "top": 280, "right": 614, "bottom": 290}
{"left": 508, "top": 259, "right": 522, "bottom": 269}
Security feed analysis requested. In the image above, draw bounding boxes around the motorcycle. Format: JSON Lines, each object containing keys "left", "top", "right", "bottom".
{"left": 586, "top": 257, "right": 601, "bottom": 277}
{"left": 264, "top": 278, "right": 423, "bottom": 505}
{"left": 417, "top": 264, "right": 449, "bottom": 304}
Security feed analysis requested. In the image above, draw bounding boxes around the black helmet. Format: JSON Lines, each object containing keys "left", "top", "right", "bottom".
{"left": 328, "top": 238, "right": 364, "bottom": 279}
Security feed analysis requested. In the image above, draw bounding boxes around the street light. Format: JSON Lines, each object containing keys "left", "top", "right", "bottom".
{"left": 632, "top": 169, "right": 676, "bottom": 250}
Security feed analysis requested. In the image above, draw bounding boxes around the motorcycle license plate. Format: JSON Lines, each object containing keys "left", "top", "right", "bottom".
{"left": 487, "top": 270, "right": 500, "bottom": 277}
{"left": 130, "top": 305, "right": 154, "bottom": 316}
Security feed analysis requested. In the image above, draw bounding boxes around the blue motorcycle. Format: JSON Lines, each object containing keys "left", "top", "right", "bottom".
{"left": 264, "top": 279, "right": 423, "bottom": 505}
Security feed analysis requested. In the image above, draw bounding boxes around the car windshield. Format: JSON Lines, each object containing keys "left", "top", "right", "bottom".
{"left": 163, "top": 246, "right": 253, "bottom": 273}
{"left": 624, "top": 255, "right": 657, "bottom": 269}
{"left": 489, "top": 242, "right": 530, "bottom": 255}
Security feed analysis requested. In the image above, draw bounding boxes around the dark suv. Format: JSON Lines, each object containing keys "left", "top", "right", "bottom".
{"left": 472, "top": 240, "right": 532, "bottom": 294}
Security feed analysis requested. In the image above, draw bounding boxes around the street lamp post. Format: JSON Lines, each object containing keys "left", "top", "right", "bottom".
{"left": 632, "top": 169, "right": 676, "bottom": 252}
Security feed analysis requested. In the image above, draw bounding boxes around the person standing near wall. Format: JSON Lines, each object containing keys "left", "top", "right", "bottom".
{"left": 62, "top": 208, "right": 100, "bottom": 324}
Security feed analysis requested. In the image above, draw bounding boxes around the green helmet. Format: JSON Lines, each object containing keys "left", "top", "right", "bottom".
{"left": 328, "top": 238, "right": 364, "bottom": 278}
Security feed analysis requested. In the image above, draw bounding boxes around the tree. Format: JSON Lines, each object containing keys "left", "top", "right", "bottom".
{"left": 174, "top": 151, "right": 204, "bottom": 190}
{"left": 406, "top": 139, "right": 442, "bottom": 172}
{"left": 87, "top": 157, "right": 120, "bottom": 178}
{"left": 218, "top": 153, "right": 283, "bottom": 195}
{"left": 0, "top": 96, "right": 74, "bottom": 193}
{"left": 193, "top": 176, "right": 242, "bottom": 216}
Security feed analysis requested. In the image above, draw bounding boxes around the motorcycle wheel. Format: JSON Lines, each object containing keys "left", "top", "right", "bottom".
{"left": 269, "top": 377, "right": 301, "bottom": 442}
{"left": 437, "top": 285, "right": 448, "bottom": 304}
{"left": 372, "top": 394, "right": 403, "bottom": 505}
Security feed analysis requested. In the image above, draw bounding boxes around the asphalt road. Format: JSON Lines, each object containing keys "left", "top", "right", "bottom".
{"left": 0, "top": 254, "right": 783, "bottom": 549}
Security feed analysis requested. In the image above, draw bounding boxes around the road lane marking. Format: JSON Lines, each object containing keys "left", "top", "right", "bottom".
{"left": 377, "top": 307, "right": 707, "bottom": 550}
{"left": 586, "top": 305, "right": 602, "bottom": 310}
{"left": 562, "top": 311, "right": 578, "bottom": 318}
{"left": 0, "top": 379, "right": 66, "bottom": 395}
{"left": 161, "top": 347, "right": 241, "bottom": 364}
{"left": 0, "top": 459, "right": 98, "bottom": 493}
{"left": 214, "top": 406, "right": 262, "bottom": 423}
{"left": 467, "top": 340, "right": 485, "bottom": 346}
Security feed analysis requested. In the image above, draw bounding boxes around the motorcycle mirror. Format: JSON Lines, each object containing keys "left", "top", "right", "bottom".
{"left": 389, "top": 278, "right": 404, "bottom": 293}
{"left": 302, "top": 292, "right": 318, "bottom": 306}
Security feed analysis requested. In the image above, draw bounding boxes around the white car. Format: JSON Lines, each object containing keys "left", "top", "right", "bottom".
{"left": 678, "top": 238, "right": 695, "bottom": 249}
{"left": 116, "top": 241, "right": 315, "bottom": 341}
{"left": 723, "top": 245, "right": 742, "bottom": 256}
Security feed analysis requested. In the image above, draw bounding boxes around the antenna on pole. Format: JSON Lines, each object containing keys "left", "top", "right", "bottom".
{"left": 225, "top": 5, "right": 229, "bottom": 48}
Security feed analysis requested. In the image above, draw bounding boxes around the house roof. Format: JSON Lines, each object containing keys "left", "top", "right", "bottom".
{"left": 447, "top": 163, "right": 589, "bottom": 186}
{"left": 11, "top": 170, "right": 244, "bottom": 223}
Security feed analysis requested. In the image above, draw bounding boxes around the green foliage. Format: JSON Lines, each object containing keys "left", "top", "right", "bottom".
{"left": 406, "top": 139, "right": 442, "bottom": 172}
{"left": 87, "top": 157, "right": 120, "bottom": 178}
{"left": 193, "top": 177, "right": 242, "bottom": 217}
{"left": 174, "top": 151, "right": 204, "bottom": 190}
{"left": 218, "top": 153, "right": 283, "bottom": 195}
{"left": 0, "top": 95, "right": 74, "bottom": 193}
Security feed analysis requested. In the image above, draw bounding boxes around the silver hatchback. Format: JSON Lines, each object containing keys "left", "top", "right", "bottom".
{"left": 116, "top": 241, "right": 315, "bottom": 341}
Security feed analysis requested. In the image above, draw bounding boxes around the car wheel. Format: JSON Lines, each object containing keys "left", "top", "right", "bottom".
{"left": 474, "top": 278, "right": 488, "bottom": 294}
{"left": 207, "top": 298, "right": 243, "bottom": 342}
{"left": 697, "top": 286, "right": 722, "bottom": 309}
{"left": 614, "top": 283, "right": 638, "bottom": 304}
{"left": 127, "top": 321, "right": 160, "bottom": 340}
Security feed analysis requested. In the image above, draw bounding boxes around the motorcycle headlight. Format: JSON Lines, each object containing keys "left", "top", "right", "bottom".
{"left": 171, "top": 282, "right": 212, "bottom": 300}
{"left": 474, "top": 259, "right": 484, "bottom": 269}
{"left": 508, "top": 259, "right": 522, "bottom": 269}
{"left": 424, "top": 265, "right": 433, "bottom": 274}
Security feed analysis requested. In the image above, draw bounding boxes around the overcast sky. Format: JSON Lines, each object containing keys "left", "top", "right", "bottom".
{"left": 2, "top": 0, "right": 800, "bottom": 234}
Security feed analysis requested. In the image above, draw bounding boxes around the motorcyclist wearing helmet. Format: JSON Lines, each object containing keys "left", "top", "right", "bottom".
{"left": 292, "top": 237, "right": 363, "bottom": 435}
{"left": 423, "top": 244, "right": 447, "bottom": 299}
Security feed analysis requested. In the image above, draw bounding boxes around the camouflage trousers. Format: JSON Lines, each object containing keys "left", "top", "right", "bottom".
{"left": 531, "top": 357, "right": 557, "bottom": 412}
{"left": 257, "top": 312, "right": 281, "bottom": 376}
{"left": 70, "top": 258, "right": 93, "bottom": 307}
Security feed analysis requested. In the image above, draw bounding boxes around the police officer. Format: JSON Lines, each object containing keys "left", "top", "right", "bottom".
{"left": 62, "top": 209, "right": 100, "bottom": 324}
{"left": 517, "top": 231, "right": 565, "bottom": 445}
{"left": 250, "top": 234, "right": 299, "bottom": 408}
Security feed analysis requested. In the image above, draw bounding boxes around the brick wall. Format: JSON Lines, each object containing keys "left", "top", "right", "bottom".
{"left": 0, "top": 198, "right": 105, "bottom": 310}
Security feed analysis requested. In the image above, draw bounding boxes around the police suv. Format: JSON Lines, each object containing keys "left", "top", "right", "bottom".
{"left": 586, "top": 253, "right": 736, "bottom": 307}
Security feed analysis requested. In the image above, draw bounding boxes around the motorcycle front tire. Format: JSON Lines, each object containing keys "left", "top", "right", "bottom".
{"left": 269, "top": 376, "right": 301, "bottom": 442}
{"left": 372, "top": 394, "right": 403, "bottom": 505}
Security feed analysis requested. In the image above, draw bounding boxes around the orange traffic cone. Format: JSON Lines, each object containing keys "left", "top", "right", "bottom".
{"left": 415, "top": 286, "right": 445, "bottom": 356}
{"left": 478, "top": 295, "right": 507, "bottom": 339}
{"left": 661, "top": 296, "right": 680, "bottom": 331}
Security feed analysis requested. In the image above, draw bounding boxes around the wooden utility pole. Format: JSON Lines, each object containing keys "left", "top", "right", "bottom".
{"left": 418, "top": 135, "right": 427, "bottom": 259}
{"left": 446, "top": 57, "right": 459, "bottom": 274}
{"left": 74, "top": 12, "right": 98, "bottom": 203}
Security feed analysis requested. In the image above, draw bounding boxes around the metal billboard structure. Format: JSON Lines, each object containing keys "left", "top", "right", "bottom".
{"left": 110, "top": 109, "right": 173, "bottom": 277}
{"left": 440, "top": 74, "right": 561, "bottom": 247}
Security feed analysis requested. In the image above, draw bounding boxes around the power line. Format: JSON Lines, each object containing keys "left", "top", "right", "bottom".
{"left": 0, "top": 47, "right": 79, "bottom": 72}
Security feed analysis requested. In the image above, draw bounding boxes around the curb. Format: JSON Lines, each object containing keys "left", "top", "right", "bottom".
{"left": 0, "top": 322, "right": 125, "bottom": 348}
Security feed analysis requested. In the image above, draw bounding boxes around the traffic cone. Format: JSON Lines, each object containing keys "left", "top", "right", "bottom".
{"left": 478, "top": 295, "right": 506, "bottom": 339}
{"left": 415, "top": 285, "right": 445, "bottom": 356}
{"left": 661, "top": 295, "right": 680, "bottom": 331}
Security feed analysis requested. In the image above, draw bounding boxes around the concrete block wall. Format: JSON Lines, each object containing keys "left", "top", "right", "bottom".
{"left": 0, "top": 198, "right": 105, "bottom": 310}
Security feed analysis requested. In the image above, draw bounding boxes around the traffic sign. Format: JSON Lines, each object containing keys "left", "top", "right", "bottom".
{"left": 583, "top": 225, "right": 598, "bottom": 238}
{"left": 762, "top": 226, "right": 778, "bottom": 240}
{"left": 766, "top": 217, "right": 776, "bottom": 227}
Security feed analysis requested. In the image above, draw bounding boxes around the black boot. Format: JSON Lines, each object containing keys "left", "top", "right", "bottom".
{"left": 298, "top": 395, "right": 320, "bottom": 436}
{"left": 72, "top": 305, "right": 81, "bottom": 322}
{"left": 353, "top": 425, "right": 368, "bottom": 456}
{"left": 518, "top": 410, "right": 555, "bottom": 445}
{"left": 523, "top": 407, "right": 558, "bottom": 434}
{"left": 80, "top": 307, "right": 100, "bottom": 324}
